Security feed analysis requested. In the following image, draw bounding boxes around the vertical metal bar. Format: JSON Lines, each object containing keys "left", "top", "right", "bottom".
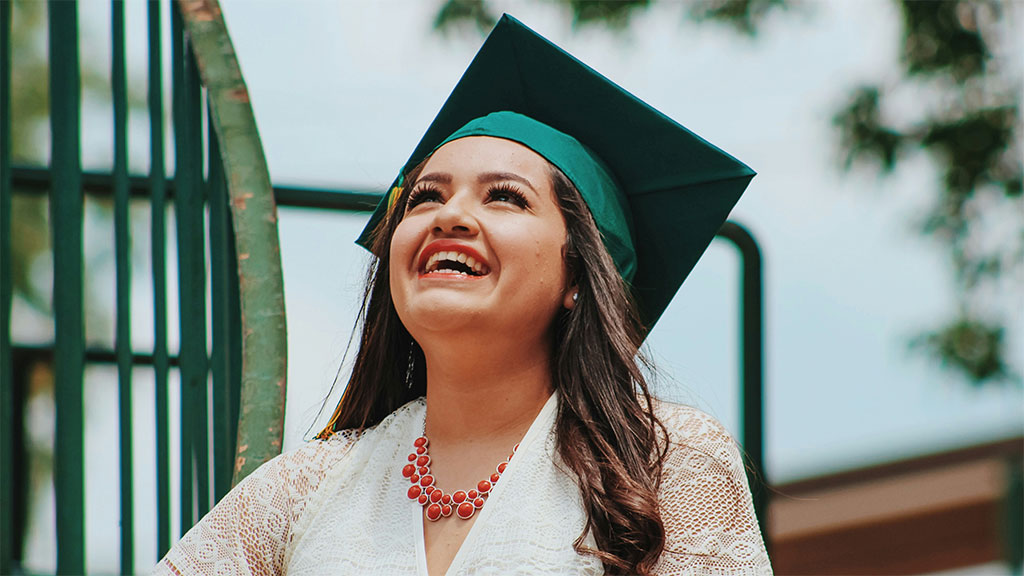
{"left": 185, "top": 41, "right": 210, "bottom": 520}
{"left": 170, "top": 4, "right": 193, "bottom": 533}
{"left": 173, "top": 3, "right": 210, "bottom": 529}
{"left": 716, "top": 222, "right": 767, "bottom": 550}
{"left": 148, "top": 0, "right": 171, "bottom": 557}
{"left": 0, "top": 0, "right": 14, "bottom": 572}
{"left": 48, "top": 1, "right": 86, "bottom": 573}
{"left": 207, "top": 109, "right": 233, "bottom": 502}
{"left": 1007, "top": 456, "right": 1024, "bottom": 575}
{"left": 111, "top": 1, "right": 133, "bottom": 571}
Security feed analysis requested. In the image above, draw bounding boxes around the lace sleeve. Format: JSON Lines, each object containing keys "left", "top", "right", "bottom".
{"left": 653, "top": 402, "right": 772, "bottom": 576}
{"left": 152, "top": 433, "right": 356, "bottom": 576}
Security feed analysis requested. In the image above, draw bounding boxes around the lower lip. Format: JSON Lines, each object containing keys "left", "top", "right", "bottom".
{"left": 418, "top": 271, "right": 487, "bottom": 280}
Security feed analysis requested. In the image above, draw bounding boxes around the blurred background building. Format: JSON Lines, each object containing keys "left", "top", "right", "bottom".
{"left": 2, "top": 0, "right": 1022, "bottom": 574}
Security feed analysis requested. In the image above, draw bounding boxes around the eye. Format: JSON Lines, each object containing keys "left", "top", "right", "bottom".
{"left": 407, "top": 186, "right": 443, "bottom": 210}
{"left": 486, "top": 184, "right": 530, "bottom": 209}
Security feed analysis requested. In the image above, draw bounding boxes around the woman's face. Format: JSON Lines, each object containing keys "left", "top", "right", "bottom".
{"left": 390, "top": 136, "right": 571, "bottom": 345}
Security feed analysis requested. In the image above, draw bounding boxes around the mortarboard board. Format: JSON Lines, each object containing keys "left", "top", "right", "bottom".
{"left": 357, "top": 14, "right": 755, "bottom": 331}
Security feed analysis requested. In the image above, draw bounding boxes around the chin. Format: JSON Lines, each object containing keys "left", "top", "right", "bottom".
{"left": 398, "top": 297, "right": 487, "bottom": 336}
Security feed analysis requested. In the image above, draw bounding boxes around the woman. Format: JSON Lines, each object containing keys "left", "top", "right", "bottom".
{"left": 156, "top": 15, "right": 771, "bottom": 576}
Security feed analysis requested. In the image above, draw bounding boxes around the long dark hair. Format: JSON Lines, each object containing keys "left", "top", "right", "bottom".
{"left": 318, "top": 160, "right": 668, "bottom": 574}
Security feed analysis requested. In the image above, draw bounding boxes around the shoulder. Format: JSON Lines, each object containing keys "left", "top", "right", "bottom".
{"left": 153, "top": 432, "right": 362, "bottom": 576}
{"left": 649, "top": 399, "right": 773, "bottom": 574}
{"left": 269, "top": 430, "right": 361, "bottom": 480}
{"left": 651, "top": 398, "right": 745, "bottom": 473}
{"left": 228, "top": 429, "right": 362, "bottom": 529}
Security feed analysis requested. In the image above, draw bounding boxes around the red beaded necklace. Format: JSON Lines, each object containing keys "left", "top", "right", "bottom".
{"left": 404, "top": 436, "right": 518, "bottom": 521}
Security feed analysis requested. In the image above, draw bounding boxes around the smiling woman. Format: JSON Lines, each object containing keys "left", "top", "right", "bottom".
{"left": 153, "top": 15, "right": 771, "bottom": 576}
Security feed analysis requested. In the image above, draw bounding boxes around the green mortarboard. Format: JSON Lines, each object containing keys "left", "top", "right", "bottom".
{"left": 357, "top": 14, "right": 755, "bottom": 330}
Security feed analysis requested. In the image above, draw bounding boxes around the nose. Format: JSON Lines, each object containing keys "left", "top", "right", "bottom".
{"left": 430, "top": 193, "right": 478, "bottom": 236}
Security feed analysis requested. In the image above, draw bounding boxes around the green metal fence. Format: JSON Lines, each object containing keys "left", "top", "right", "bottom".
{"left": 1, "top": 0, "right": 287, "bottom": 572}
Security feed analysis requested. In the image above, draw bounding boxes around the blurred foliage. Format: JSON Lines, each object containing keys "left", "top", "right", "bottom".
{"left": 433, "top": 0, "right": 1022, "bottom": 387}
{"left": 832, "top": 0, "right": 1021, "bottom": 386}
{"left": 434, "top": 0, "right": 788, "bottom": 35}
{"left": 686, "top": 0, "right": 789, "bottom": 36}
{"left": 911, "top": 318, "right": 1010, "bottom": 382}
{"left": 9, "top": 0, "right": 143, "bottom": 319}
{"left": 9, "top": 0, "right": 51, "bottom": 312}
{"left": 434, "top": 0, "right": 497, "bottom": 35}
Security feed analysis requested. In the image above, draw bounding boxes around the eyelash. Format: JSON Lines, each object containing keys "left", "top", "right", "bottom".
{"left": 486, "top": 184, "right": 530, "bottom": 208}
{"left": 406, "top": 184, "right": 531, "bottom": 211}
{"left": 406, "top": 186, "right": 442, "bottom": 210}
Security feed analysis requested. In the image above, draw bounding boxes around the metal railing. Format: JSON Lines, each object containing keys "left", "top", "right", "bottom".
{"left": 1, "top": 0, "right": 287, "bottom": 573}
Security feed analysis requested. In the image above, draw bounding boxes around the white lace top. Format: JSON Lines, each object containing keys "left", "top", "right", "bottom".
{"left": 154, "top": 395, "right": 771, "bottom": 575}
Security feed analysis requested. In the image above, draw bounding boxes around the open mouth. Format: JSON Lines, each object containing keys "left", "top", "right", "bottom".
{"left": 422, "top": 250, "right": 490, "bottom": 277}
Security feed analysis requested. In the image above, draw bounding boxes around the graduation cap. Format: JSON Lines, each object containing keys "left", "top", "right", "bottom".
{"left": 357, "top": 14, "right": 755, "bottom": 331}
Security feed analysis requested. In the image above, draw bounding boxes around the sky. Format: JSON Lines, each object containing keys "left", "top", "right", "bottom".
{"left": 11, "top": 0, "right": 1024, "bottom": 573}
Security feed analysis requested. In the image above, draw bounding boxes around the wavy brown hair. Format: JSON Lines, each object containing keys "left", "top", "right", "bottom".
{"left": 318, "top": 160, "right": 668, "bottom": 574}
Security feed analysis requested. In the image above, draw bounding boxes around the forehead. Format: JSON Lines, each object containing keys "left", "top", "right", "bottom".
{"left": 420, "top": 136, "right": 553, "bottom": 182}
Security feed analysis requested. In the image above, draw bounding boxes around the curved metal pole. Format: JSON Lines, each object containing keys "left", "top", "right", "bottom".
{"left": 715, "top": 221, "right": 768, "bottom": 548}
{"left": 177, "top": 0, "right": 287, "bottom": 485}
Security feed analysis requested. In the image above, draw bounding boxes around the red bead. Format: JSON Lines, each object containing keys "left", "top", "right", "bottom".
{"left": 424, "top": 485, "right": 434, "bottom": 495}
{"left": 513, "top": 442, "right": 520, "bottom": 453}
{"left": 457, "top": 502, "right": 475, "bottom": 519}
{"left": 473, "top": 497, "right": 485, "bottom": 509}
{"left": 497, "top": 462, "right": 507, "bottom": 474}
{"left": 417, "top": 455, "right": 430, "bottom": 467}
{"left": 441, "top": 494, "right": 452, "bottom": 505}
{"left": 419, "top": 475, "right": 434, "bottom": 487}
{"left": 418, "top": 494, "right": 428, "bottom": 504}
{"left": 426, "top": 504, "right": 442, "bottom": 521}
{"left": 414, "top": 436, "right": 428, "bottom": 448}
{"left": 468, "top": 490, "right": 478, "bottom": 500}
{"left": 402, "top": 464, "right": 416, "bottom": 478}
{"left": 441, "top": 504, "right": 453, "bottom": 517}
{"left": 408, "top": 453, "right": 417, "bottom": 462}
{"left": 490, "top": 473, "right": 500, "bottom": 483}
{"left": 410, "top": 474, "right": 419, "bottom": 484}
{"left": 452, "top": 490, "right": 467, "bottom": 504}
{"left": 416, "top": 446, "right": 426, "bottom": 455}
{"left": 418, "top": 466, "right": 429, "bottom": 475}
{"left": 430, "top": 490, "right": 443, "bottom": 503}
{"left": 408, "top": 485, "right": 422, "bottom": 499}
{"left": 477, "top": 480, "right": 492, "bottom": 494}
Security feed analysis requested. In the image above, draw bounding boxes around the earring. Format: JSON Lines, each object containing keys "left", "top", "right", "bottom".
{"left": 572, "top": 291, "right": 579, "bottom": 303}
{"left": 405, "top": 341, "right": 417, "bottom": 389}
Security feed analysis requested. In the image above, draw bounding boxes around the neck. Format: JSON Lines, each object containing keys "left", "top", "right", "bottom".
{"left": 419, "top": 332, "right": 554, "bottom": 444}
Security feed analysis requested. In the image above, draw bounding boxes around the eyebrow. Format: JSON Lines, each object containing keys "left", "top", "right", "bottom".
{"left": 477, "top": 172, "right": 538, "bottom": 194}
{"left": 414, "top": 172, "right": 452, "bottom": 185}
{"left": 413, "top": 171, "right": 539, "bottom": 195}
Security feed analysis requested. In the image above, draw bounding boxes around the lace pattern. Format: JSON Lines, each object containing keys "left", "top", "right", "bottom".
{"left": 153, "top": 399, "right": 771, "bottom": 575}
{"left": 652, "top": 400, "right": 772, "bottom": 575}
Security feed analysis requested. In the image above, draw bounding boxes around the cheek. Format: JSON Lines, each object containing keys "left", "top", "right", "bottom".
{"left": 523, "top": 227, "right": 569, "bottom": 288}
{"left": 389, "top": 221, "right": 418, "bottom": 300}
{"left": 389, "top": 220, "right": 417, "bottom": 268}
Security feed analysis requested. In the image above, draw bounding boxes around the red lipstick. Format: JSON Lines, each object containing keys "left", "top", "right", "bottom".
{"left": 417, "top": 240, "right": 489, "bottom": 276}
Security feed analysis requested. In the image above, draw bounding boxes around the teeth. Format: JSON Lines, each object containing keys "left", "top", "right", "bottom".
{"left": 423, "top": 249, "right": 489, "bottom": 275}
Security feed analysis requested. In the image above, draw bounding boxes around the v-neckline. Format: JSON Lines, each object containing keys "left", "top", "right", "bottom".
{"left": 414, "top": 392, "right": 558, "bottom": 576}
